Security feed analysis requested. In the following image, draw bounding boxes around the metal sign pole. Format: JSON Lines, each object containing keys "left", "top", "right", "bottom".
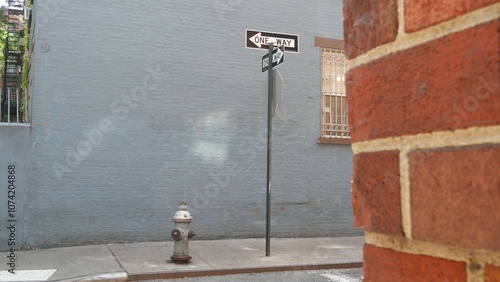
{"left": 266, "top": 43, "right": 274, "bottom": 257}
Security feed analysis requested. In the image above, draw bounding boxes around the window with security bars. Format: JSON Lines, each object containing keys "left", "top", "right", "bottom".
{"left": 320, "top": 48, "right": 350, "bottom": 143}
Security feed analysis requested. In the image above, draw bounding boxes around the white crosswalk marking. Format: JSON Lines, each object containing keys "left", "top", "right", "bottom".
{"left": 319, "top": 270, "right": 362, "bottom": 282}
{"left": 0, "top": 269, "right": 57, "bottom": 281}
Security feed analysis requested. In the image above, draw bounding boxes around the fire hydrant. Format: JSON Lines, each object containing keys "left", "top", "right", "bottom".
{"left": 170, "top": 201, "right": 195, "bottom": 262}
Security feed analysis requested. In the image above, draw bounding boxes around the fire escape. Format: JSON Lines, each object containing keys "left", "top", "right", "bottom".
{"left": 1, "top": 0, "right": 24, "bottom": 123}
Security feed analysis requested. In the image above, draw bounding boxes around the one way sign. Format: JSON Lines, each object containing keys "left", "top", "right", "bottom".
{"left": 262, "top": 45, "right": 285, "bottom": 72}
{"left": 246, "top": 29, "right": 299, "bottom": 53}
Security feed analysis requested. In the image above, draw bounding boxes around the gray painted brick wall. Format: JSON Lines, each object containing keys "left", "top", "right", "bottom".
{"left": 22, "top": 0, "right": 361, "bottom": 248}
{"left": 0, "top": 125, "right": 30, "bottom": 251}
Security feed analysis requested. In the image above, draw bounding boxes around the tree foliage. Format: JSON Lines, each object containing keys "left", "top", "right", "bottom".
{"left": 0, "top": 6, "right": 7, "bottom": 70}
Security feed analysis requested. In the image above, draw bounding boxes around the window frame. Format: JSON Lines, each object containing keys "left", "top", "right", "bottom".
{"left": 314, "top": 37, "right": 350, "bottom": 145}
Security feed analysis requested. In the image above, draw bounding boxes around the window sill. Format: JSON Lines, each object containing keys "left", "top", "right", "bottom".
{"left": 317, "top": 137, "right": 351, "bottom": 145}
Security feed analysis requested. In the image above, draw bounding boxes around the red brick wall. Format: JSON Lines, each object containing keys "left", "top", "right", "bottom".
{"left": 486, "top": 265, "right": 500, "bottom": 282}
{"left": 344, "top": 0, "right": 500, "bottom": 281}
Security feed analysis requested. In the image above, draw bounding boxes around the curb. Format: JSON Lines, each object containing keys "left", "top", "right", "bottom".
{"left": 126, "top": 262, "right": 363, "bottom": 281}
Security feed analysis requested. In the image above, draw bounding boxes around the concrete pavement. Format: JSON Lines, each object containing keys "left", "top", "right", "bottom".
{"left": 0, "top": 236, "right": 363, "bottom": 282}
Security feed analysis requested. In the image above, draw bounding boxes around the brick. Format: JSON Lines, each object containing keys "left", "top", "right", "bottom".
{"left": 485, "top": 264, "right": 500, "bottom": 282}
{"left": 405, "top": 0, "right": 498, "bottom": 32}
{"left": 346, "top": 21, "right": 500, "bottom": 142}
{"left": 352, "top": 150, "right": 403, "bottom": 235}
{"left": 343, "top": 0, "right": 398, "bottom": 59}
{"left": 410, "top": 145, "right": 500, "bottom": 250}
{"left": 364, "top": 244, "right": 467, "bottom": 282}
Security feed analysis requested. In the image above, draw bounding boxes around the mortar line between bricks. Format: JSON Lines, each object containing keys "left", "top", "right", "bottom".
{"left": 399, "top": 147, "right": 412, "bottom": 239}
{"left": 348, "top": 3, "right": 500, "bottom": 70}
{"left": 365, "top": 232, "right": 500, "bottom": 267}
{"left": 351, "top": 125, "right": 500, "bottom": 154}
{"left": 396, "top": 0, "right": 405, "bottom": 38}
{"left": 467, "top": 261, "right": 485, "bottom": 282}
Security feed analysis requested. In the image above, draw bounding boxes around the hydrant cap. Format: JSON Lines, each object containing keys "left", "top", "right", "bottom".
{"left": 172, "top": 202, "right": 192, "bottom": 223}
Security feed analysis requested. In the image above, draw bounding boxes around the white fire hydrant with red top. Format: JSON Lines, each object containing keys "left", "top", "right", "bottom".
{"left": 170, "top": 201, "right": 195, "bottom": 262}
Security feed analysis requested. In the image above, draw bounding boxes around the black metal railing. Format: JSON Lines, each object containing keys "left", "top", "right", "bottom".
{"left": 1, "top": 0, "right": 26, "bottom": 123}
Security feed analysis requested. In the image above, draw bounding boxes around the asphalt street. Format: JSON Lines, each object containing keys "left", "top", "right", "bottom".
{"left": 136, "top": 268, "right": 363, "bottom": 282}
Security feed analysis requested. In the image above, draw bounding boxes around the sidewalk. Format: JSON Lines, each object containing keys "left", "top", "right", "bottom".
{"left": 0, "top": 236, "right": 364, "bottom": 282}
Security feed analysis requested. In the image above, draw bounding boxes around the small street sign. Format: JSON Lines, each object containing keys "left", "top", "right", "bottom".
{"left": 262, "top": 45, "right": 285, "bottom": 72}
{"left": 246, "top": 29, "right": 299, "bottom": 53}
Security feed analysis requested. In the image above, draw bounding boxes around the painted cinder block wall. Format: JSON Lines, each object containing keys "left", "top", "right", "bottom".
{"left": 17, "top": 0, "right": 361, "bottom": 249}
{"left": 344, "top": 0, "right": 500, "bottom": 281}
{"left": 0, "top": 126, "right": 30, "bottom": 251}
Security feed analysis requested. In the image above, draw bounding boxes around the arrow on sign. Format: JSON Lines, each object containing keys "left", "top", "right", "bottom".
{"left": 262, "top": 45, "right": 285, "bottom": 72}
{"left": 246, "top": 29, "right": 299, "bottom": 53}
{"left": 250, "top": 32, "right": 296, "bottom": 49}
